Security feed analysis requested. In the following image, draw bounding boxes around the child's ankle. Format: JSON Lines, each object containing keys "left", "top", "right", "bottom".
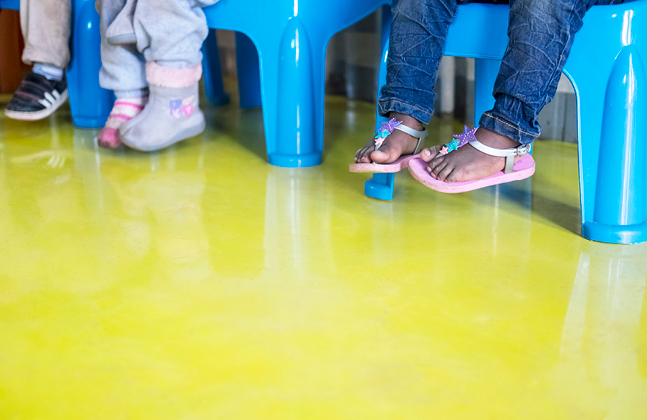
{"left": 388, "top": 112, "right": 423, "bottom": 130}
{"left": 475, "top": 127, "right": 521, "bottom": 148}
{"left": 115, "top": 88, "right": 149, "bottom": 100}
{"left": 32, "top": 63, "right": 64, "bottom": 82}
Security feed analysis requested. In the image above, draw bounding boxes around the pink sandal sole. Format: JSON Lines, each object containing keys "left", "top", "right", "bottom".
{"left": 349, "top": 154, "right": 419, "bottom": 173}
{"left": 407, "top": 154, "right": 536, "bottom": 193}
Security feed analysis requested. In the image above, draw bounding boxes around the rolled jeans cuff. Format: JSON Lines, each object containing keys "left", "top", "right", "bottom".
{"left": 378, "top": 98, "right": 433, "bottom": 125}
{"left": 478, "top": 112, "right": 538, "bottom": 145}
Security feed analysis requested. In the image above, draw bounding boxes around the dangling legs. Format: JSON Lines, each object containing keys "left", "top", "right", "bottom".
{"left": 421, "top": 0, "right": 622, "bottom": 182}
{"left": 354, "top": 0, "right": 459, "bottom": 164}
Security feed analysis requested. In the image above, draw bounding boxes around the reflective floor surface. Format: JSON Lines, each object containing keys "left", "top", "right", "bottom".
{"left": 1, "top": 94, "right": 646, "bottom": 419}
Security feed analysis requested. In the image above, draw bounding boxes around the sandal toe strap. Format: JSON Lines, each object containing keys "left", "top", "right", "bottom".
{"left": 374, "top": 118, "right": 427, "bottom": 154}
{"left": 394, "top": 125, "right": 427, "bottom": 154}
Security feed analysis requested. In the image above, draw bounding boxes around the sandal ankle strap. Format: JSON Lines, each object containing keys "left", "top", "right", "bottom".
{"left": 441, "top": 126, "right": 531, "bottom": 174}
{"left": 469, "top": 140, "right": 531, "bottom": 173}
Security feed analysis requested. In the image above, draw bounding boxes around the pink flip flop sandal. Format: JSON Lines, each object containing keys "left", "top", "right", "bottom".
{"left": 407, "top": 126, "right": 535, "bottom": 193}
{"left": 350, "top": 118, "right": 427, "bottom": 173}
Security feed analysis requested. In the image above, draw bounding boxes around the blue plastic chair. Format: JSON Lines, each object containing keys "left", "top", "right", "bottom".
{"left": 0, "top": 0, "right": 19, "bottom": 10}
{"left": 66, "top": 0, "right": 114, "bottom": 127}
{"left": 202, "top": 0, "right": 390, "bottom": 168}
{"left": 1, "top": 0, "right": 231, "bottom": 128}
{"left": 366, "top": 1, "right": 647, "bottom": 245}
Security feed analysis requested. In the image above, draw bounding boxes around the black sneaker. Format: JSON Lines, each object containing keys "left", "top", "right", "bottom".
{"left": 4, "top": 71, "right": 68, "bottom": 121}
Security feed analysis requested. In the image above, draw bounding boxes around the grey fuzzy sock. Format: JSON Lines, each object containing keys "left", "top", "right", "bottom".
{"left": 106, "top": 0, "right": 137, "bottom": 45}
{"left": 118, "top": 82, "right": 205, "bottom": 151}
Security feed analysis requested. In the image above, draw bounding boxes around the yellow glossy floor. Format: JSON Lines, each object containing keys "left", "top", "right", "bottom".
{"left": 0, "top": 94, "right": 646, "bottom": 419}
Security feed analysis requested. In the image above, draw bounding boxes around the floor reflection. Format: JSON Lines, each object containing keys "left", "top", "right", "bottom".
{"left": 0, "top": 98, "right": 645, "bottom": 419}
{"left": 549, "top": 243, "right": 647, "bottom": 419}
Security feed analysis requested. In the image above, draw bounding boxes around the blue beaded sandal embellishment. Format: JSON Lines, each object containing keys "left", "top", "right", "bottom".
{"left": 374, "top": 118, "right": 403, "bottom": 150}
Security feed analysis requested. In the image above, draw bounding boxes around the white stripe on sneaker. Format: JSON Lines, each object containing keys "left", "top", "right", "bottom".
{"left": 44, "top": 92, "right": 56, "bottom": 104}
{"left": 38, "top": 98, "right": 53, "bottom": 108}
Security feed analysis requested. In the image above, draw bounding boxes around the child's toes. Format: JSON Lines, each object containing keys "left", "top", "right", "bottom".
{"left": 446, "top": 168, "right": 464, "bottom": 183}
{"left": 430, "top": 157, "right": 451, "bottom": 179}
{"left": 427, "top": 155, "right": 445, "bottom": 173}
{"left": 356, "top": 147, "right": 373, "bottom": 163}
{"left": 420, "top": 145, "right": 442, "bottom": 162}
{"left": 370, "top": 144, "right": 399, "bottom": 164}
{"left": 430, "top": 161, "right": 447, "bottom": 179}
{"left": 98, "top": 128, "right": 122, "bottom": 149}
{"left": 437, "top": 164, "right": 455, "bottom": 182}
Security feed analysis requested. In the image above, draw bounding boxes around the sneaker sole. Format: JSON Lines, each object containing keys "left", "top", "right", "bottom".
{"left": 4, "top": 89, "right": 69, "bottom": 121}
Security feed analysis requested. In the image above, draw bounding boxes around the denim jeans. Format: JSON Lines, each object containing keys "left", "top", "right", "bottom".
{"left": 378, "top": 0, "right": 626, "bottom": 144}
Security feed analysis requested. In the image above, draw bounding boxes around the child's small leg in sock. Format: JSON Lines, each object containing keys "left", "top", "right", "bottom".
{"left": 96, "top": 0, "right": 148, "bottom": 148}
{"left": 118, "top": 63, "right": 204, "bottom": 151}
{"left": 115, "top": 0, "right": 217, "bottom": 151}
{"left": 98, "top": 90, "right": 148, "bottom": 148}
{"left": 32, "top": 63, "right": 64, "bottom": 81}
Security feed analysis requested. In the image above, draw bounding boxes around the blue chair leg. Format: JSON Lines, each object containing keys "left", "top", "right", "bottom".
{"left": 67, "top": 0, "right": 113, "bottom": 128}
{"left": 365, "top": 28, "right": 395, "bottom": 200}
{"left": 582, "top": 45, "right": 647, "bottom": 244}
{"left": 365, "top": 173, "right": 396, "bottom": 200}
{"left": 473, "top": 58, "right": 499, "bottom": 124}
{"left": 259, "top": 17, "right": 320, "bottom": 167}
{"left": 235, "top": 32, "right": 262, "bottom": 109}
{"left": 201, "top": 29, "right": 230, "bottom": 106}
{"left": 380, "top": 4, "right": 391, "bottom": 53}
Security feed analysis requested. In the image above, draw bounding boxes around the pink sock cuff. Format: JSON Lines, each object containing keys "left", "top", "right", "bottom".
{"left": 114, "top": 101, "right": 145, "bottom": 109}
{"left": 146, "top": 62, "right": 202, "bottom": 88}
{"left": 108, "top": 113, "right": 135, "bottom": 120}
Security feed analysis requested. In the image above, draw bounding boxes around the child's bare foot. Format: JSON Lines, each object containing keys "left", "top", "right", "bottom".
{"left": 354, "top": 112, "right": 424, "bottom": 164}
{"left": 419, "top": 127, "right": 522, "bottom": 183}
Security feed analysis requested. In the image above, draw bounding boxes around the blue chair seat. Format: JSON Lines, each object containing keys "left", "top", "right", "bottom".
{"left": 0, "top": 0, "right": 19, "bottom": 10}
{"left": 203, "top": 0, "right": 390, "bottom": 168}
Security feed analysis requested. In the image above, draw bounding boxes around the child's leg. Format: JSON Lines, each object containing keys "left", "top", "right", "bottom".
{"left": 422, "top": 0, "right": 620, "bottom": 182}
{"left": 4, "top": 0, "right": 70, "bottom": 121}
{"left": 96, "top": 0, "right": 148, "bottom": 148}
{"left": 355, "top": 0, "right": 460, "bottom": 164}
{"left": 20, "top": 0, "right": 71, "bottom": 69}
{"left": 117, "top": 0, "right": 218, "bottom": 151}
{"left": 105, "top": 0, "right": 137, "bottom": 45}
